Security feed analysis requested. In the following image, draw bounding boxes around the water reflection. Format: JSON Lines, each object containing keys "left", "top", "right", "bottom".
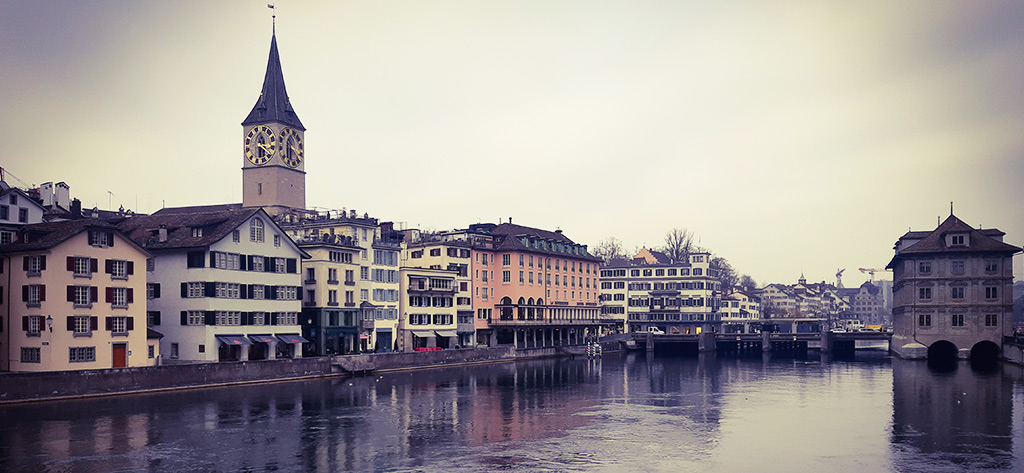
{"left": 1, "top": 353, "right": 1023, "bottom": 472}
{"left": 892, "top": 359, "right": 1017, "bottom": 472}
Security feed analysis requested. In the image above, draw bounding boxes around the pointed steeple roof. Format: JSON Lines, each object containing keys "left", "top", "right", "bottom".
{"left": 242, "top": 32, "right": 305, "bottom": 130}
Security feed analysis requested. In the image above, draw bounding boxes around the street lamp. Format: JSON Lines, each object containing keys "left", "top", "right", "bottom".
{"left": 46, "top": 315, "right": 53, "bottom": 332}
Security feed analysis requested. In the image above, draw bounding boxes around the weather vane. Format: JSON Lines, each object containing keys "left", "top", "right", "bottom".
{"left": 268, "top": 3, "right": 276, "bottom": 33}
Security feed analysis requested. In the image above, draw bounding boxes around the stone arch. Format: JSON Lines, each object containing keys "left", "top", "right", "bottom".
{"left": 927, "top": 340, "right": 958, "bottom": 363}
{"left": 970, "top": 340, "right": 1001, "bottom": 368}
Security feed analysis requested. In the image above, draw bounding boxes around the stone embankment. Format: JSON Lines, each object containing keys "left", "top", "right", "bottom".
{"left": 0, "top": 341, "right": 623, "bottom": 405}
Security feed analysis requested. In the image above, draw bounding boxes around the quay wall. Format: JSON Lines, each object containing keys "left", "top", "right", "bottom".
{"left": 0, "top": 346, "right": 528, "bottom": 404}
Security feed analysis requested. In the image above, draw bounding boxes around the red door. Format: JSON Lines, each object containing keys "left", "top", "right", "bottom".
{"left": 112, "top": 344, "right": 127, "bottom": 368}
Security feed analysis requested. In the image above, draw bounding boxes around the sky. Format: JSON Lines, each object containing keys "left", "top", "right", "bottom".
{"left": 3, "top": 1, "right": 1024, "bottom": 287}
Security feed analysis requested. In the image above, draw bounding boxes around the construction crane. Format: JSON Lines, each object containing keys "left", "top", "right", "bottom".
{"left": 858, "top": 267, "right": 890, "bottom": 282}
{"left": 836, "top": 268, "right": 845, "bottom": 288}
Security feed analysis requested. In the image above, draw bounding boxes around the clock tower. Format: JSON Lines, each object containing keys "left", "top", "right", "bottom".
{"left": 241, "top": 30, "right": 306, "bottom": 216}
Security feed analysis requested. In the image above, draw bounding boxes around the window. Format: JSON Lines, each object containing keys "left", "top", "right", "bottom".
{"left": 25, "top": 315, "right": 42, "bottom": 335}
{"left": 951, "top": 314, "right": 965, "bottom": 327}
{"left": 502, "top": 254, "right": 511, "bottom": 266}
{"left": 108, "top": 259, "right": 129, "bottom": 279}
{"left": 275, "top": 258, "right": 286, "bottom": 273}
{"left": 72, "top": 315, "right": 93, "bottom": 334}
{"left": 109, "top": 287, "right": 130, "bottom": 306}
{"left": 215, "top": 311, "right": 241, "bottom": 326}
{"left": 918, "top": 314, "right": 932, "bottom": 327}
{"left": 69, "top": 347, "right": 96, "bottom": 363}
{"left": 430, "top": 248, "right": 441, "bottom": 257}
{"left": 0, "top": 230, "right": 12, "bottom": 245}
{"left": 0, "top": 205, "right": 7, "bottom": 220}
{"left": 985, "top": 287, "right": 998, "bottom": 299}
{"left": 215, "top": 282, "right": 241, "bottom": 299}
{"left": 72, "top": 256, "right": 94, "bottom": 277}
{"left": 360, "top": 289, "right": 368, "bottom": 301}
{"left": 252, "top": 312, "right": 267, "bottom": 325}
{"left": 519, "top": 271, "right": 524, "bottom": 284}
{"left": 502, "top": 270, "right": 511, "bottom": 283}
{"left": 985, "top": 314, "right": 998, "bottom": 327}
{"left": 88, "top": 230, "right": 111, "bottom": 247}
{"left": 360, "top": 267, "right": 369, "bottom": 280}
{"left": 191, "top": 227, "right": 203, "bottom": 238}
{"left": 918, "top": 287, "right": 932, "bottom": 300}
{"left": 71, "top": 285, "right": 93, "bottom": 307}
{"left": 251, "top": 256, "right": 264, "bottom": 272}
{"left": 274, "top": 235, "right": 281, "bottom": 247}
{"left": 950, "top": 234, "right": 966, "bottom": 246}
{"left": 984, "top": 260, "right": 998, "bottom": 273}
{"left": 519, "top": 254, "right": 524, "bottom": 267}
{"left": 918, "top": 261, "right": 931, "bottom": 274}
{"left": 25, "top": 255, "right": 45, "bottom": 275}
{"left": 170, "top": 343, "right": 179, "bottom": 358}
{"left": 109, "top": 316, "right": 128, "bottom": 333}
{"left": 951, "top": 261, "right": 965, "bottom": 274}
{"left": 252, "top": 284, "right": 265, "bottom": 300}
{"left": 306, "top": 267, "right": 316, "bottom": 282}
{"left": 148, "top": 345, "right": 155, "bottom": 359}
{"left": 951, "top": 287, "right": 965, "bottom": 300}
{"left": 277, "top": 312, "right": 299, "bottom": 325}
{"left": 21, "top": 347, "right": 40, "bottom": 363}
{"left": 147, "top": 311, "right": 161, "bottom": 326}
{"left": 212, "top": 252, "right": 241, "bottom": 270}
{"left": 250, "top": 218, "right": 264, "bottom": 242}
{"left": 24, "top": 284, "right": 44, "bottom": 306}
{"left": 185, "top": 311, "right": 204, "bottom": 325}
{"left": 232, "top": 230, "right": 240, "bottom": 242}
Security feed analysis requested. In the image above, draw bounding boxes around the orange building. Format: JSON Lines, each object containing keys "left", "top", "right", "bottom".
{"left": 465, "top": 222, "right": 604, "bottom": 347}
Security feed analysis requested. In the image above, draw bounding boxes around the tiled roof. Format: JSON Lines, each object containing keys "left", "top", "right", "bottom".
{"left": 152, "top": 203, "right": 243, "bottom": 215}
{"left": 487, "top": 223, "right": 602, "bottom": 262}
{"left": 888, "top": 214, "right": 1021, "bottom": 265}
{"left": 0, "top": 219, "right": 125, "bottom": 253}
{"left": 117, "top": 207, "right": 263, "bottom": 250}
{"left": 241, "top": 33, "right": 304, "bottom": 130}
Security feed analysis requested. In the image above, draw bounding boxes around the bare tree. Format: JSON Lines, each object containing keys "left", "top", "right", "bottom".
{"left": 738, "top": 275, "right": 758, "bottom": 293}
{"left": 591, "top": 237, "right": 627, "bottom": 263}
{"left": 661, "top": 228, "right": 695, "bottom": 263}
{"left": 711, "top": 256, "right": 739, "bottom": 291}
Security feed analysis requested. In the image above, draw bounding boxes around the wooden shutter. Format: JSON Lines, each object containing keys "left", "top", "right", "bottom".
{"left": 153, "top": 284, "right": 160, "bottom": 298}
{"left": 205, "top": 311, "right": 216, "bottom": 325}
{"left": 270, "top": 312, "right": 278, "bottom": 325}
{"left": 264, "top": 256, "right": 272, "bottom": 272}
{"left": 22, "top": 315, "right": 28, "bottom": 331}
{"left": 209, "top": 252, "right": 216, "bottom": 267}
{"left": 106, "top": 287, "right": 114, "bottom": 303}
{"left": 286, "top": 258, "right": 297, "bottom": 274}
{"left": 105, "top": 317, "right": 113, "bottom": 331}
{"left": 105, "top": 231, "right": 114, "bottom": 246}
{"left": 180, "top": 311, "right": 188, "bottom": 325}
{"left": 67, "top": 285, "right": 75, "bottom": 302}
{"left": 39, "top": 256, "right": 45, "bottom": 270}
{"left": 239, "top": 254, "right": 247, "bottom": 271}
{"left": 126, "top": 317, "right": 134, "bottom": 331}
{"left": 127, "top": 261, "right": 134, "bottom": 275}
{"left": 67, "top": 316, "right": 74, "bottom": 331}
{"left": 127, "top": 288, "right": 134, "bottom": 304}
{"left": 22, "top": 285, "right": 27, "bottom": 301}
{"left": 90, "top": 286, "right": 98, "bottom": 303}
{"left": 152, "top": 312, "right": 160, "bottom": 325}
{"left": 239, "top": 284, "right": 248, "bottom": 300}
{"left": 181, "top": 282, "right": 188, "bottom": 298}
{"left": 204, "top": 282, "right": 215, "bottom": 297}
{"left": 90, "top": 316, "right": 98, "bottom": 331}
{"left": 22, "top": 256, "right": 28, "bottom": 271}
{"left": 39, "top": 285, "right": 45, "bottom": 301}
{"left": 67, "top": 256, "right": 75, "bottom": 271}
{"left": 105, "top": 259, "right": 113, "bottom": 274}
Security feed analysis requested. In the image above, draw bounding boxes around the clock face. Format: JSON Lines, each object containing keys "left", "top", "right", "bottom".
{"left": 245, "top": 125, "right": 276, "bottom": 165}
{"left": 279, "top": 127, "right": 304, "bottom": 168}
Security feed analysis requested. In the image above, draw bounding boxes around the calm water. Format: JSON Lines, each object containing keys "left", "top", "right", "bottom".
{"left": 2, "top": 350, "right": 1024, "bottom": 472}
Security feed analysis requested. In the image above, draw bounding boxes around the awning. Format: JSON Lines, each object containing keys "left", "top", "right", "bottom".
{"left": 411, "top": 330, "right": 434, "bottom": 338}
{"left": 249, "top": 334, "right": 277, "bottom": 344}
{"left": 435, "top": 330, "right": 458, "bottom": 338}
{"left": 215, "top": 335, "right": 251, "bottom": 346}
{"left": 359, "top": 334, "right": 369, "bottom": 339}
{"left": 276, "top": 333, "right": 310, "bottom": 344}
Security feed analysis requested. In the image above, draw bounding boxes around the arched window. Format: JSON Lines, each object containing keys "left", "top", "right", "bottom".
{"left": 250, "top": 218, "right": 264, "bottom": 243}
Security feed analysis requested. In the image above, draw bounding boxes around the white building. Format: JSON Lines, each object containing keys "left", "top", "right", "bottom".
{"left": 118, "top": 206, "right": 308, "bottom": 362}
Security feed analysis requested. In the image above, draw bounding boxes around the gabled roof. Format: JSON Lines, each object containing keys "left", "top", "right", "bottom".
{"left": 0, "top": 219, "right": 148, "bottom": 255}
{"left": 887, "top": 214, "right": 1021, "bottom": 268}
{"left": 486, "top": 223, "right": 602, "bottom": 262}
{"left": 152, "top": 203, "right": 243, "bottom": 215}
{"left": 241, "top": 33, "right": 304, "bottom": 130}
{"left": 117, "top": 207, "right": 263, "bottom": 250}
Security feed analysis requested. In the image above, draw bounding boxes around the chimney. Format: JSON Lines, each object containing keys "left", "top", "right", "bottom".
{"left": 158, "top": 225, "right": 168, "bottom": 242}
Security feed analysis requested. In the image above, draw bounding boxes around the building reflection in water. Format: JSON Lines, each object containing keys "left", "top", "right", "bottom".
{"left": 891, "top": 359, "right": 1016, "bottom": 471}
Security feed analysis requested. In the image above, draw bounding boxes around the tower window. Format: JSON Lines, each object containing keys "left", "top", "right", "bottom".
{"left": 258, "top": 183, "right": 262, "bottom": 195}
{"left": 250, "top": 218, "right": 264, "bottom": 243}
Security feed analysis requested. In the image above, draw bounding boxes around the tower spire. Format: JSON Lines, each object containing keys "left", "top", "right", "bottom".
{"left": 269, "top": 3, "right": 276, "bottom": 35}
{"left": 241, "top": 8, "right": 304, "bottom": 130}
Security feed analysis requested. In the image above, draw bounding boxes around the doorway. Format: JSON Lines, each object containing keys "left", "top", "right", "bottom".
{"left": 112, "top": 343, "right": 127, "bottom": 368}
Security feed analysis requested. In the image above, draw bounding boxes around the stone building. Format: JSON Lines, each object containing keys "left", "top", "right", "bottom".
{"left": 887, "top": 214, "right": 1020, "bottom": 360}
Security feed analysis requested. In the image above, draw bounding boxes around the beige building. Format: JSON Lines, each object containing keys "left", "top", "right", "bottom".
{"left": 398, "top": 266, "right": 460, "bottom": 351}
{"left": 1, "top": 220, "right": 151, "bottom": 371}
{"left": 405, "top": 238, "right": 474, "bottom": 346}
{"left": 888, "top": 214, "right": 1021, "bottom": 360}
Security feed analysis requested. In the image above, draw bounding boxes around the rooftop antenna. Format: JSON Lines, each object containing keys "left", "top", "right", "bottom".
{"left": 107, "top": 190, "right": 115, "bottom": 210}
{"left": 950, "top": 201, "right": 954, "bottom": 215}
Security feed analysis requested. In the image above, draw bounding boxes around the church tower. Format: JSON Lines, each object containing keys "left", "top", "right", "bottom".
{"left": 241, "top": 28, "right": 306, "bottom": 216}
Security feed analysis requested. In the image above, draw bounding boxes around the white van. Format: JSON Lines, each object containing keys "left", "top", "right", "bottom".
{"left": 647, "top": 327, "right": 665, "bottom": 335}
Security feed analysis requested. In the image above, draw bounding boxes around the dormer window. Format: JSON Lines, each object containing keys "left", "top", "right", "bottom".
{"left": 948, "top": 234, "right": 967, "bottom": 247}
{"left": 192, "top": 227, "right": 203, "bottom": 238}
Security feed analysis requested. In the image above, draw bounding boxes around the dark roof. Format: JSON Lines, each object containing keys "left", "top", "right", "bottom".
{"left": 147, "top": 328, "right": 164, "bottom": 339}
{"left": 0, "top": 219, "right": 133, "bottom": 253}
{"left": 117, "top": 207, "right": 264, "bottom": 250}
{"left": 858, "top": 281, "right": 880, "bottom": 295}
{"left": 152, "top": 203, "right": 243, "bottom": 215}
{"left": 241, "top": 33, "right": 304, "bottom": 130}
{"left": 487, "top": 223, "right": 601, "bottom": 262}
{"left": 887, "top": 214, "right": 1021, "bottom": 268}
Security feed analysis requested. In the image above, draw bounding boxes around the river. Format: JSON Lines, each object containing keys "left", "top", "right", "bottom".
{"left": 2, "top": 349, "right": 1023, "bottom": 472}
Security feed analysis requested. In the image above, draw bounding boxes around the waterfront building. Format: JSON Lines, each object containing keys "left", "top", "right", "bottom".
{"left": 759, "top": 276, "right": 851, "bottom": 324}
{"left": 404, "top": 237, "right": 475, "bottom": 347}
{"left": 887, "top": 213, "right": 1021, "bottom": 360}
{"left": 720, "top": 291, "right": 761, "bottom": 332}
{"left": 296, "top": 233, "right": 362, "bottom": 355}
{"left": 0, "top": 220, "right": 151, "bottom": 371}
{"left": 846, "top": 281, "right": 889, "bottom": 326}
{"left": 279, "top": 212, "right": 402, "bottom": 352}
{"left": 117, "top": 207, "right": 308, "bottom": 362}
{"left": 398, "top": 266, "right": 459, "bottom": 350}
{"left": 599, "top": 249, "right": 722, "bottom": 334}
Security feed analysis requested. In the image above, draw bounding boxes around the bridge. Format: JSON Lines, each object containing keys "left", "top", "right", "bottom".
{"left": 630, "top": 330, "right": 892, "bottom": 355}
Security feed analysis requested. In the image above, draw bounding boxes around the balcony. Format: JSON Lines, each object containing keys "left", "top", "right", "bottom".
{"left": 361, "top": 318, "right": 375, "bottom": 329}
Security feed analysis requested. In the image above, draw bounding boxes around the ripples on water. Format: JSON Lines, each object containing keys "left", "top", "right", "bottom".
{"left": 1, "top": 350, "right": 1023, "bottom": 472}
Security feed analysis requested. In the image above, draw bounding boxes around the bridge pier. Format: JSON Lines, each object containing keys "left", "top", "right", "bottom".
{"left": 698, "top": 330, "right": 716, "bottom": 353}
{"left": 646, "top": 331, "right": 654, "bottom": 353}
{"left": 762, "top": 330, "right": 772, "bottom": 352}
{"left": 820, "top": 330, "right": 834, "bottom": 353}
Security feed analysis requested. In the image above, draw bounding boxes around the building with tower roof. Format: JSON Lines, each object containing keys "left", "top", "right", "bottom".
{"left": 887, "top": 213, "right": 1021, "bottom": 360}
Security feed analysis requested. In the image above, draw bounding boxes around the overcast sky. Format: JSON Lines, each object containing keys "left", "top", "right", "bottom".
{"left": 3, "top": 1, "right": 1024, "bottom": 286}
